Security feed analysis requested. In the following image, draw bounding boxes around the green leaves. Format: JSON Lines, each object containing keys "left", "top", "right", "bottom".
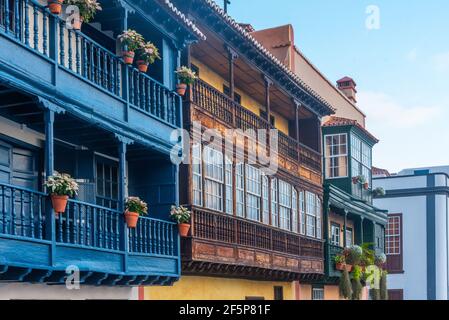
{"left": 125, "top": 197, "right": 148, "bottom": 216}
{"left": 175, "top": 66, "right": 198, "bottom": 85}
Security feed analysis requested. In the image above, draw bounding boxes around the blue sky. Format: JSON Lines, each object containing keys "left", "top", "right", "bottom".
{"left": 221, "top": 0, "right": 449, "bottom": 173}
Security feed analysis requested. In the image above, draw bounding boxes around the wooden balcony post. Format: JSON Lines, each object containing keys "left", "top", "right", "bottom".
{"left": 264, "top": 76, "right": 273, "bottom": 124}
{"left": 226, "top": 46, "right": 238, "bottom": 126}
{"left": 359, "top": 216, "right": 365, "bottom": 244}
{"left": 294, "top": 99, "right": 301, "bottom": 161}
{"left": 343, "top": 210, "right": 348, "bottom": 247}
{"left": 116, "top": 134, "right": 133, "bottom": 272}
{"left": 44, "top": 109, "right": 56, "bottom": 265}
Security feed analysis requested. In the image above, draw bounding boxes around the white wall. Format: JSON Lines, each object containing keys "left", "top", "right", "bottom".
{"left": 374, "top": 194, "right": 428, "bottom": 300}
{"left": 0, "top": 283, "right": 138, "bottom": 300}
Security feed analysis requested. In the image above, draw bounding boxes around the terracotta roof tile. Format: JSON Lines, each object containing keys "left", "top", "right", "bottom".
{"left": 372, "top": 167, "right": 391, "bottom": 177}
{"left": 323, "top": 116, "right": 379, "bottom": 143}
{"left": 199, "top": 0, "right": 335, "bottom": 115}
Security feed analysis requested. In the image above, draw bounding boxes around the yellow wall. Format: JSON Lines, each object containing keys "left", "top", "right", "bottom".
{"left": 144, "top": 276, "right": 295, "bottom": 300}
{"left": 191, "top": 57, "right": 290, "bottom": 135}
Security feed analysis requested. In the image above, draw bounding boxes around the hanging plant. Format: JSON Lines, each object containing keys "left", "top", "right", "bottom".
{"left": 345, "top": 245, "right": 363, "bottom": 266}
{"left": 351, "top": 265, "right": 363, "bottom": 300}
{"left": 118, "top": 30, "right": 145, "bottom": 65}
{"left": 65, "top": 0, "right": 102, "bottom": 30}
{"left": 380, "top": 270, "right": 389, "bottom": 300}
{"left": 124, "top": 196, "right": 148, "bottom": 228}
{"left": 372, "top": 187, "right": 386, "bottom": 197}
{"left": 170, "top": 205, "right": 192, "bottom": 237}
{"left": 135, "top": 41, "right": 161, "bottom": 73}
{"left": 339, "top": 269, "right": 353, "bottom": 299}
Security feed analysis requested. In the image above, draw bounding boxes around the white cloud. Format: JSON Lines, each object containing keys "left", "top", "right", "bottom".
{"left": 406, "top": 48, "right": 418, "bottom": 62}
{"left": 431, "top": 51, "right": 449, "bottom": 72}
{"left": 358, "top": 91, "right": 441, "bottom": 129}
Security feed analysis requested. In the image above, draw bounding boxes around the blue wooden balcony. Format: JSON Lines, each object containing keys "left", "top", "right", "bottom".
{"left": 0, "top": 0, "right": 183, "bottom": 153}
{"left": 0, "top": 181, "right": 180, "bottom": 286}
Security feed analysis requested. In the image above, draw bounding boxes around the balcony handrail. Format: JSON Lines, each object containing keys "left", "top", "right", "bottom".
{"left": 1, "top": 0, "right": 181, "bottom": 126}
{"left": 0, "top": 181, "right": 46, "bottom": 196}
{"left": 190, "top": 206, "right": 324, "bottom": 259}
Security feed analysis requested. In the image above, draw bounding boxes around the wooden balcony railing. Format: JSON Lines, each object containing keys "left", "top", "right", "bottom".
{"left": 192, "top": 207, "right": 324, "bottom": 259}
{"left": 0, "top": 182, "right": 178, "bottom": 258}
{"left": 0, "top": 0, "right": 181, "bottom": 127}
{"left": 191, "top": 79, "right": 322, "bottom": 172}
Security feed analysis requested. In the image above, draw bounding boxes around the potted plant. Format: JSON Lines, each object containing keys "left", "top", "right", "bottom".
{"left": 170, "top": 205, "right": 191, "bottom": 237}
{"left": 118, "top": 30, "right": 144, "bottom": 65}
{"left": 334, "top": 254, "right": 352, "bottom": 272}
{"left": 48, "top": 0, "right": 64, "bottom": 14}
{"left": 372, "top": 187, "right": 386, "bottom": 197}
{"left": 44, "top": 172, "right": 79, "bottom": 215}
{"left": 124, "top": 197, "right": 148, "bottom": 228}
{"left": 175, "top": 66, "right": 197, "bottom": 96}
{"left": 135, "top": 41, "right": 161, "bottom": 73}
{"left": 345, "top": 245, "right": 363, "bottom": 266}
{"left": 363, "top": 181, "right": 370, "bottom": 190}
{"left": 352, "top": 175, "right": 366, "bottom": 185}
{"left": 65, "top": 0, "right": 102, "bottom": 30}
{"left": 351, "top": 265, "right": 364, "bottom": 300}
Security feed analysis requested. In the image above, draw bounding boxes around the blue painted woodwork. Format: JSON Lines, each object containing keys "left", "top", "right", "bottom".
{"left": 0, "top": 0, "right": 184, "bottom": 154}
{"left": 0, "top": 0, "right": 198, "bottom": 286}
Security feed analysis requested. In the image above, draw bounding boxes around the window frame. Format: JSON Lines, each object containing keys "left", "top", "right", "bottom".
{"left": 324, "top": 133, "right": 349, "bottom": 179}
{"left": 330, "top": 223, "right": 341, "bottom": 246}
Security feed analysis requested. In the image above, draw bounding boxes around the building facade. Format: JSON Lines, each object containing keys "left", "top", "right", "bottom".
{"left": 144, "top": 0, "right": 335, "bottom": 300}
{"left": 252, "top": 24, "right": 388, "bottom": 299}
{"left": 0, "top": 0, "right": 203, "bottom": 299}
{"left": 374, "top": 167, "right": 449, "bottom": 300}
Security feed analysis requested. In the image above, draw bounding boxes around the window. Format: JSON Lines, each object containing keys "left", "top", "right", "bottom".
{"left": 246, "top": 165, "right": 261, "bottom": 221}
{"left": 192, "top": 144, "right": 203, "bottom": 206}
{"left": 312, "top": 287, "right": 324, "bottom": 300}
{"left": 279, "top": 180, "right": 292, "bottom": 230}
{"left": 306, "top": 191, "right": 316, "bottom": 237}
{"left": 325, "top": 134, "right": 348, "bottom": 178}
{"left": 292, "top": 188, "right": 298, "bottom": 233}
{"left": 350, "top": 135, "right": 372, "bottom": 201}
{"left": 299, "top": 191, "right": 305, "bottom": 235}
{"left": 274, "top": 286, "right": 284, "bottom": 300}
{"left": 375, "top": 224, "right": 385, "bottom": 252}
{"left": 346, "top": 228, "right": 353, "bottom": 247}
{"left": 316, "top": 197, "right": 322, "bottom": 239}
{"left": 386, "top": 216, "right": 401, "bottom": 255}
{"left": 225, "top": 157, "right": 233, "bottom": 214}
{"left": 96, "top": 158, "right": 118, "bottom": 209}
{"left": 262, "top": 175, "right": 270, "bottom": 224}
{"left": 204, "top": 147, "right": 223, "bottom": 211}
{"left": 331, "top": 223, "right": 340, "bottom": 246}
{"left": 236, "top": 163, "right": 245, "bottom": 217}
{"left": 386, "top": 214, "right": 404, "bottom": 275}
{"left": 271, "top": 178, "right": 279, "bottom": 227}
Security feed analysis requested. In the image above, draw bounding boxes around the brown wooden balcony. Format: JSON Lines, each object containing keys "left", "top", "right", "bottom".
{"left": 190, "top": 79, "right": 322, "bottom": 174}
{"left": 181, "top": 207, "right": 324, "bottom": 281}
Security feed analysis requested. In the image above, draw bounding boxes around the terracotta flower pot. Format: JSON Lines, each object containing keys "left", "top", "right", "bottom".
{"left": 352, "top": 177, "right": 359, "bottom": 184}
{"left": 336, "top": 263, "right": 353, "bottom": 272}
{"left": 72, "top": 17, "right": 83, "bottom": 30}
{"left": 125, "top": 211, "right": 139, "bottom": 228}
{"left": 122, "top": 51, "right": 135, "bottom": 65}
{"left": 178, "top": 223, "right": 191, "bottom": 237}
{"left": 48, "top": 0, "right": 63, "bottom": 15}
{"left": 176, "top": 83, "right": 187, "bottom": 96}
{"left": 363, "top": 182, "right": 369, "bottom": 190}
{"left": 136, "top": 60, "right": 149, "bottom": 73}
{"left": 51, "top": 194, "right": 68, "bottom": 214}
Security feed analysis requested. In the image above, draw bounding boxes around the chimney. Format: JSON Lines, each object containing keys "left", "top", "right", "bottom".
{"left": 337, "top": 77, "right": 357, "bottom": 103}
